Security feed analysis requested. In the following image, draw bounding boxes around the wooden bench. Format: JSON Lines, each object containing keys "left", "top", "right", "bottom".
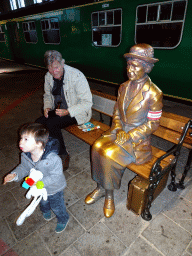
{"left": 65, "top": 89, "right": 192, "bottom": 220}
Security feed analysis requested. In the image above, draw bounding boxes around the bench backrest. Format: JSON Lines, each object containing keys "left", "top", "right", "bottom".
{"left": 92, "top": 90, "right": 116, "bottom": 117}
{"left": 155, "top": 112, "right": 192, "bottom": 149}
{"left": 91, "top": 90, "right": 192, "bottom": 149}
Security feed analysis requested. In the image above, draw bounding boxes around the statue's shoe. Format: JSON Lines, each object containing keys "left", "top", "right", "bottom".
{"left": 85, "top": 188, "right": 105, "bottom": 205}
{"left": 103, "top": 198, "right": 115, "bottom": 218}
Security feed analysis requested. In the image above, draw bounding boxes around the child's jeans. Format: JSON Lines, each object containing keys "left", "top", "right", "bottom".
{"left": 40, "top": 190, "right": 69, "bottom": 224}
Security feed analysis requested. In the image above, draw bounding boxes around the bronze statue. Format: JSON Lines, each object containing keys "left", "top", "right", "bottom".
{"left": 85, "top": 44, "right": 163, "bottom": 218}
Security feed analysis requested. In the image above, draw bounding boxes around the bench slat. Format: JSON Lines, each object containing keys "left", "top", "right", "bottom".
{"left": 151, "top": 146, "right": 175, "bottom": 163}
{"left": 160, "top": 116, "right": 186, "bottom": 133}
{"left": 92, "top": 94, "right": 115, "bottom": 117}
{"left": 91, "top": 89, "right": 116, "bottom": 101}
{"left": 162, "top": 111, "right": 190, "bottom": 124}
{"left": 153, "top": 126, "right": 192, "bottom": 149}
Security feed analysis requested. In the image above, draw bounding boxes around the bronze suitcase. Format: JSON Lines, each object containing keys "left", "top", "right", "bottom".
{"left": 127, "top": 171, "right": 169, "bottom": 215}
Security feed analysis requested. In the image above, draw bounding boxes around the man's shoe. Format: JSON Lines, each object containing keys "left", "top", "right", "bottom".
{"left": 103, "top": 198, "right": 115, "bottom": 218}
{"left": 55, "top": 219, "right": 69, "bottom": 233}
{"left": 85, "top": 187, "right": 105, "bottom": 205}
{"left": 43, "top": 211, "right": 52, "bottom": 221}
{"left": 60, "top": 154, "right": 70, "bottom": 171}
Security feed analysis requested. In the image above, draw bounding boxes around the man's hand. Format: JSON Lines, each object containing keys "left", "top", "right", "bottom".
{"left": 55, "top": 109, "right": 69, "bottom": 117}
{"left": 44, "top": 108, "right": 51, "bottom": 118}
{"left": 3, "top": 173, "right": 16, "bottom": 185}
{"left": 115, "top": 130, "right": 130, "bottom": 145}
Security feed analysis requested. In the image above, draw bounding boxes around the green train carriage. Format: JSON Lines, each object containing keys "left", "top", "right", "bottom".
{"left": 0, "top": 0, "right": 191, "bottom": 102}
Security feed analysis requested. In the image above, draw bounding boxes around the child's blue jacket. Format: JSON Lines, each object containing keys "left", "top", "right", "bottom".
{"left": 11, "top": 137, "right": 67, "bottom": 196}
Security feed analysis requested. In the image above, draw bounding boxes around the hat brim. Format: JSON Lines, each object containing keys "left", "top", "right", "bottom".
{"left": 124, "top": 53, "right": 159, "bottom": 63}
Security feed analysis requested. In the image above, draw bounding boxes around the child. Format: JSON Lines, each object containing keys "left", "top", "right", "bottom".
{"left": 3, "top": 123, "right": 69, "bottom": 233}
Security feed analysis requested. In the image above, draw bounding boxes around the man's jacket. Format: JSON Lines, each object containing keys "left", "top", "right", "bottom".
{"left": 44, "top": 64, "right": 92, "bottom": 125}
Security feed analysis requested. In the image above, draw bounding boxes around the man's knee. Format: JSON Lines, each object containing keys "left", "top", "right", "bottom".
{"left": 35, "top": 116, "right": 46, "bottom": 124}
{"left": 46, "top": 117, "right": 62, "bottom": 130}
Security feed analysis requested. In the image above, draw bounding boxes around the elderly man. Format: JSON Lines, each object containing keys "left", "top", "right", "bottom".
{"left": 36, "top": 50, "right": 92, "bottom": 170}
{"left": 85, "top": 44, "right": 163, "bottom": 218}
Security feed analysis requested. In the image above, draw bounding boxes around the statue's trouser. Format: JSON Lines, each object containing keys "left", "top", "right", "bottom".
{"left": 89, "top": 134, "right": 135, "bottom": 217}
{"left": 91, "top": 134, "right": 135, "bottom": 191}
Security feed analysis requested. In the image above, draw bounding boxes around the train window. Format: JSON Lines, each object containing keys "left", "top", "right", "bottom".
{"left": 45, "top": 20, "right": 49, "bottom": 29}
{"left": 114, "top": 9, "right": 121, "bottom": 25}
{"left": 10, "top": 0, "right": 17, "bottom": 10}
{"left": 10, "top": 0, "right": 25, "bottom": 10}
{"left": 17, "top": 0, "right": 25, "bottom": 8}
{"left": 50, "top": 19, "right": 59, "bottom": 30}
{"left": 22, "top": 21, "right": 38, "bottom": 43}
{"left": 160, "top": 3, "right": 172, "bottom": 20}
{"left": 135, "top": 0, "right": 187, "bottom": 49}
{"left": 0, "top": 25, "right": 5, "bottom": 42}
{"left": 23, "top": 23, "right": 27, "bottom": 31}
{"left": 137, "top": 6, "right": 147, "bottom": 23}
{"left": 148, "top": 5, "right": 158, "bottom": 22}
{"left": 172, "top": 1, "right": 186, "bottom": 20}
{"left": 41, "top": 18, "right": 60, "bottom": 44}
{"left": 91, "top": 8, "right": 122, "bottom": 47}
{"left": 107, "top": 11, "right": 113, "bottom": 25}
{"left": 99, "top": 12, "right": 105, "bottom": 26}
{"left": 92, "top": 13, "right": 98, "bottom": 26}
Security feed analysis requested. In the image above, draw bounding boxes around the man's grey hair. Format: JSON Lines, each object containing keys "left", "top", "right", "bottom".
{"left": 44, "top": 50, "right": 65, "bottom": 67}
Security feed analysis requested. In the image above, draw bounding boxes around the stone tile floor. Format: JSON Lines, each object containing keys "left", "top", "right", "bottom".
{"left": 0, "top": 60, "right": 192, "bottom": 256}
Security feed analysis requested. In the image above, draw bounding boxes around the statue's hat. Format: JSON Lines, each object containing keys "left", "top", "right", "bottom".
{"left": 124, "top": 44, "right": 159, "bottom": 64}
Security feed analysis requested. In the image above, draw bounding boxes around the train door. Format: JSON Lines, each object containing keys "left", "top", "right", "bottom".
{"left": 6, "top": 21, "right": 24, "bottom": 63}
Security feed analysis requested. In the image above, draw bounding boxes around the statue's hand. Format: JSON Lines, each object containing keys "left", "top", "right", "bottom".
{"left": 115, "top": 130, "right": 130, "bottom": 145}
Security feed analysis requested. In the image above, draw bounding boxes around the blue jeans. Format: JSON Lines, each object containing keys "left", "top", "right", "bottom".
{"left": 40, "top": 190, "right": 69, "bottom": 224}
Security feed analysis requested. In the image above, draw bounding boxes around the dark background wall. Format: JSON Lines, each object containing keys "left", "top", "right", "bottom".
{"left": 25, "top": 0, "right": 34, "bottom": 6}
{"left": 0, "top": 0, "right": 11, "bottom": 14}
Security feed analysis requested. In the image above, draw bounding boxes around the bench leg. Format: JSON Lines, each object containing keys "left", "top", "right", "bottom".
{"left": 167, "top": 161, "right": 178, "bottom": 192}
{"left": 141, "top": 181, "right": 154, "bottom": 221}
{"left": 167, "top": 171, "right": 177, "bottom": 191}
{"left": 99, "top": 112, "right": 104, "bottom": 123}
{"left": 177, "top": 148, "right": 192, "bottom": 189}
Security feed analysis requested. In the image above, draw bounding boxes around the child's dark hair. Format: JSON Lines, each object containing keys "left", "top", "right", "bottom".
{"left": 20, "top": 123, "right": 49, "bottom": 148}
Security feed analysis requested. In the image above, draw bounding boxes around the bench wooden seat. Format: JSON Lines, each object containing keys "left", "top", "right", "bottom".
{"left": 65, "top": 118, "right": 110, "bottom": 145}
{"left": 65, "top": 90, "right": 116, "bottom": 144}
{"left": 128, "top": 146, "right": 175, "bottom": 180}
{"left": 65, "top": 89, "right": 192, "bottom": 220}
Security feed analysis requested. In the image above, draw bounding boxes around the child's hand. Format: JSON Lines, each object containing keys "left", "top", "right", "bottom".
{"left": 3, "top": 173, "right": 16, "bottom": 185}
